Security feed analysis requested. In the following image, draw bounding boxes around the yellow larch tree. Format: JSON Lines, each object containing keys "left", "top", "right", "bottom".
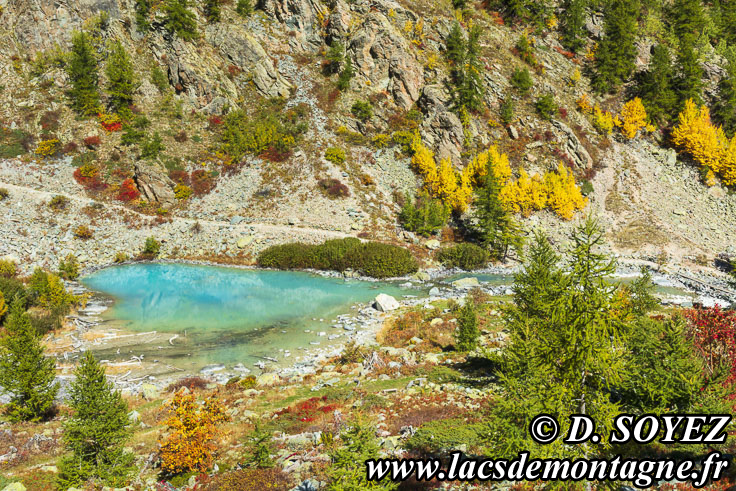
{"left": 499, "top": 169, "right": 547, "bottom": 217}
{"left": 619, "top": 98, "right": 649, "bottom": 139}
{"left": 544, "top": 162, "right": 589, "bottom": 220}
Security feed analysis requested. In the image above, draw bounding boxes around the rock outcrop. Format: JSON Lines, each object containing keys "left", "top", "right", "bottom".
{"left": 133, "top": 163, "right": 177, "bottom": 207}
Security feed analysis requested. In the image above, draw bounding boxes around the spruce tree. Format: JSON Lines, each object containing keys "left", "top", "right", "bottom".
{"left": 504, "top": 0, "right": 529, "bottom": 20}
{"left": 637, "top": 44, "right": 677, "bottom": 123}
{"left": 675, "top": 34, "right": 703, "bottom": 107}
{"left": 327, "top": 416, "right": 398, "bottom": 490}
{"left": 204, "top": 0, "right": 221, "bottom": 22}
{"left": 720, "top": 0, "right": 736, "bottom": 46}
{"left": 58, "top": 352, "right": 133, "bottom": 488}
{"left": 326, "top": 41, "right": 345, "bottom": 74}
{"left": 474, "top": 171, "right": 523, "bottom": 261}
{"left": 670, "top": 0, "right": 705, "bottom": 39}
{"left": 455, "top": 300, "right": 480, "bottom": 352}
{"left": 560, "top": 0, "right": 587, "bottom": 53}
{"left": 0, "top": 302, "right": 58, "bottom": 422}
{"left": 105, "top": 41, "right": 139, "bottom": 116}
{"left": 445, "top": 22, "right": 465, "bottom": 66}
{"left": 66, "top": 31, "right": 101, "bottom": 116}
{"left": 163, "top": 0, "right": 198, "bottom": 41}
{"left": 714, "top": 58, "right": 736, "bottom": 137}
{"left": 337, "top": 57, "right": 354, "bottom": 91}
{"left": 593, "top": 0, "right": 639, "bottom": 93}
{"left": 134, "top": 0, "right": 152, "bottom": 31}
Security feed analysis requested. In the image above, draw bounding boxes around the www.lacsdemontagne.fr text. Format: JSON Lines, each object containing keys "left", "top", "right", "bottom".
{"left": 366, "top": 451, "right": 729, "bottom": 488}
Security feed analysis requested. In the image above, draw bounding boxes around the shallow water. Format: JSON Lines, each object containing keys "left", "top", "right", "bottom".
{"left": 81, "top": 263, "right": 421, "bottom": 370}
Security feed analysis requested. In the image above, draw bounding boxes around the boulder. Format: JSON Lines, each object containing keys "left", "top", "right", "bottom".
{"left": 2, "top": 483, "right": 26, "bottom": 491}
{"left": 140, "top": 383, "right": 160, "bottom": 401}
{"left": 451, "top": 277, "right": 480, "bottom": 289}
{"left": 259, "top": 0, "right": 326, "bottom": 49}
{"left": 425, "top": 239, "right": 440, "bottom": 250}
{"left": 133, "top": 163, "right": 177, "bottom": 207}
{"left": 256, "top": 373, "right": 281, "bottom": 386}
{"left": 374, "top": 293, "right": 400, "bottom": 312}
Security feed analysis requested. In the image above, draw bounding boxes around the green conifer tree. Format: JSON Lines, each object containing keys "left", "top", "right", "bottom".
{"left": 326, "top": 41, "right": 345, "bottom": 74}
{"left": 714, "top": 58, "right": 736, "bottom": 137}
{"left": 337, "top": 57, "right": 354, "bottom": 91}
{"left": 445, "top": 22, "right": 466, "bottom": 66}
{"left": 58, "top": 352, "right": 133, "bottom": 489}
{"left": 670, "top": 0, "right": 705, "bottom": 39}
{"left": 236, "top": 0, "right": 253, "bottom": 17}
{"left": 637, "top": 44, "right": 677, "bottom": 123}
{"left": 163, "top": 0, "right": 198, "bottom": 41}
{"left": 675, "top": 34, "right": 703, "bottom": 107}
{"left": 455, "top": 300, "right": 480, "bottom": 351}
{"left": 474, "top": 171, "right": 523, "bottom": 261}
{"left": 593, "top": 0, "right": 639, "bottom": 93}
{"left": 720, "top": 0, "right": 736, "bottom": 45}
{"left": 560, "top": 0, "right": 587, "bottom": 53}
{"left": 488, "top": 218, "right": 625, "bottom": 459}
{"left": 0, "top": 302, "right": 58, "bottom": 422}
{"left": 327, "top": 416, "right": 398, "bottom": 490}
{"left": 66, "top": 31, "right": 101, "bottom": 116}
{"left": 204, "top": 0, "right": 221, "bottom": 22}
{"left": 105, "top": 41, "right": 139, "bottom": 116}
{"left": 500, "top": 97, "right": 514, "bottom": 124}
{"left": 134, "top": 0, "right": 152, "bottom": 31}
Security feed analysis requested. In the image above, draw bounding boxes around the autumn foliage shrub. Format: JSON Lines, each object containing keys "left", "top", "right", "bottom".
{"left": 318, "top": 178, "right": 350, "bottom": 198}
{"left": 73, "top": 225, "right": 93, "bottom": 239}
{"left": 683, "top": 307, "right": 736, "bottom": 384}
{"left": 35, "top": 138, "right": 59, "bottom": 157}
{"left": 672, "top": 99, "right": 736, "bottom": 186}
{"left": 116, "top": 178, "right": 140, "bottom": 201}
{"left": 158, "top": 391, "right": 228, "bottom": 475}
{"left": 83, "top": 135, "right": 102, "bottom": 148}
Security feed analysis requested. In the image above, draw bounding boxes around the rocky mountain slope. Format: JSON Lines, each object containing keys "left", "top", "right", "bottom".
{"left": 0, "top": 0, "right": 734, "bottom": 275}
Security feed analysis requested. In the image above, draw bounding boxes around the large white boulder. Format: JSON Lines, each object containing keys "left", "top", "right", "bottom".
{"left": 374, "top": 294, "right": 400, "bottom": 312}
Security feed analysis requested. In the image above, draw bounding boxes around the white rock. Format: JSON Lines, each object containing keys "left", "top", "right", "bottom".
{"left": 374, "top": 293, "right": 400, "bottom": 312}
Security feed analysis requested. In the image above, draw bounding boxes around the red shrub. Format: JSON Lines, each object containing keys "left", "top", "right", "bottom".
{"left": 683, "top": 307, "right": 736, "bottom": 384}
{"left": 169, "top": 170, "right": 191, "bottom": 185}
{"left": 208, "top": 116, "right": 223, "bottom": 130}
{"left": 191, "top": 170, "right": 215, "bottom": 196}
{"left": 116, "top": 178, "right": 141, "bottom": 202}
{"left": 559, "top": 107, "right": 568, "bottom": 119}
{"left": 174, "top": 131, "right": 188, "bottom": 143}
{"left": 84, "top": 135, "right": 102, "bottom": 148}
{"left": 62, "top": 142, "right": 78, "bottom": 154}
{"left": 318, "top": 178, "right": 349, "bottom": 198}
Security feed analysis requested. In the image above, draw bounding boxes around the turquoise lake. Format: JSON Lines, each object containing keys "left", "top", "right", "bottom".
{"left": 81, "top": 263, "right": 422, "bottom": 370}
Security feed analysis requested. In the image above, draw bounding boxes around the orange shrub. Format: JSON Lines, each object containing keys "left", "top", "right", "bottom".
{"left": 158, "top": 391, "right": 228, "bottom": 475}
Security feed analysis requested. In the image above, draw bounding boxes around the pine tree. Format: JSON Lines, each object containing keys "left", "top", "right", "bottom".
{"left": 445, "top": 22, "right": 484, "bottom": 112}
{"left": 560, "top": 0, "right": 587, "bottom": 53}
{"left": 504, "top": 0, "right": 529, "bottom": 20}
{"left": 670, "top": 0, "right": 705, "bottom": 39}
{"left": 134, "top": 0, "right": 152, "bottom": 31}
{"left": 622, "top": 316, "right": 730, "bottom": 413}
{"left": 327, "top": 416, "right": 398, "bottom": 490}
{"left": 500, "top": 97, "right": 514, "bottom": 124}
{"left": 0, "top": 302, "right": 58, "bottom": 422}
{"left": 163, "top": 0, "right": 198, "bottom": 41}
{"left": 720, "top": 0, "right": 736, "bottom": 46}
{"left": 445, "top": 22, "right": 465, "bottom": 65}
{"left": 58, "top": 352, "right": 133, "bottom": 489}
{"left": 105, "top": 41, "right": 138, "bottom": 116}
{"left": 474, "top": 171, "right": 523, "bottom": 260}
{"left": 337, "top": 57, "right": 354, "bottom": 91}
{"left": 236, "top": 0, "right": 253, "bottom": 17}
{"left": 204, "top": 0, "right": 221, "bottom": 22}
{"left": 675, "top": 34, "right": 703, "bottom": 107}
{"left": 326, "top": 41, "right": 345, "bottom": 74}
{"left": 455, "top": 299, "right": 480, "bottom": 351}
{"left": 637, "top": 44, "right": 677, "bottom": 123}
{"left": 714, "top": 58, "right": 736, "bottom": 137}
{"left": 593, "top": 0, "right": 640, "bottom": 93}
{"left": 487, "top": 218, "right": 625, "bottom": 459}
{"left": 66, "top": 31, "right": 100, "bottom": 116}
